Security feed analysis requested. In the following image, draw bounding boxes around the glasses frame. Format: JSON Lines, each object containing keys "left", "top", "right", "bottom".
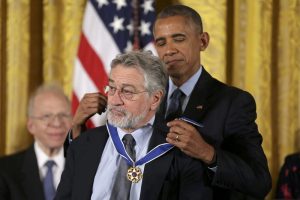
{"left": 104, "top": 85, "right": 148, "bottom": 101}
{"left": 30, "top": 113, "right": 71, "bottom": 124}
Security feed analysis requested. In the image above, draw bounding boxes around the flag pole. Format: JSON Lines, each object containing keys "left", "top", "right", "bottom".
{"left": 133, "top": 0, "right": 140, "bottom": 50}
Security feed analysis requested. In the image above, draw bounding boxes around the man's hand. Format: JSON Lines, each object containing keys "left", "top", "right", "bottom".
{"left": 166, "top": 119, "right": 215, "bottom": 164}
{"left": 72, "top": 92, "right": 107, "bottom": 138}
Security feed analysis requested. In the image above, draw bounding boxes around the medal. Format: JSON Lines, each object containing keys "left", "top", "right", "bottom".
{"left": 127, "top": 166, "right": 143, "bottom": 183}
{"left": 107, "top": 123, "right": 174, "bottom": 184}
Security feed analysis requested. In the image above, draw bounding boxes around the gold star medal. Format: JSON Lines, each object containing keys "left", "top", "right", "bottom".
{"left": 127, "top": 166, "right": 143, "bottom": 183}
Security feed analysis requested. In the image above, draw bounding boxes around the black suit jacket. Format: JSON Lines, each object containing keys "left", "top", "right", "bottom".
{"left": 56, "top": 117, "right": 213, "bottom": 200}
{"left": 0, "top": 145, "right": 45, "bottom": 200}
{"left": 158, "top": 68, "right": 272, "bottom": 200}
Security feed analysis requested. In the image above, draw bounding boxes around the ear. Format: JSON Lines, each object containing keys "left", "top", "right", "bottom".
{"left": 199, "top": 32, "right": 209, "bottom": 51}
{"left": 150, "top": 90, "right": 164, "bottom": 111}
{"left": 27, "top": 118, "right": 35, "bottom": 136}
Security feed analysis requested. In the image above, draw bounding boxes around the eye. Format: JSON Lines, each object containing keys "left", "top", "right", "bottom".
{"left": 40, "top": 114, "right": 53, "bottom": 121}
{"left": 41, "top": 114, "right": 52, "bottom": 121}
{"left": 57, "top": 113, "right": 71, "bottom": 120}
{"left": 105, "top": 85, "right": 117, "bottom": 95}
{"left": 122, "top": 88, "right": 135, "bottom": 95}
{"left": 110, "top": 86, "right": 117, "bottom": 91}
{"left": 155, "top": 39, "right": 166, "bottom": 47}
{"left": 174, "top": 36, "right": 185, "bottom": 42}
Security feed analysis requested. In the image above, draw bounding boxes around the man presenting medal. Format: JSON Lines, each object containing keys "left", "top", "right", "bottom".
{"left": 55, "top": 51, "right": 212, "bottom": 200}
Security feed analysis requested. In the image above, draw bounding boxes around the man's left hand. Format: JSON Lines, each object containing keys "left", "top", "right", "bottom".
{"left": 166, "top": 119, "right": 215, "bottom": 164}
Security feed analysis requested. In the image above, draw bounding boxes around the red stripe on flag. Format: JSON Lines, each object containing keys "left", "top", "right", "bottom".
{"left": 71, "top": 92, "right": 79, "bottom": 115}
{"left": 77, "top": 33, "right": 108, "bottom": 93}
{"left": 86, "top": 119, "right": 95, "bottom": 128}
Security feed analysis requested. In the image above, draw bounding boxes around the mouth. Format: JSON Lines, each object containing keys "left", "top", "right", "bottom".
{"left": 165, "top": 59, "right": 182, "bottom": 65}
{"left": 109, "top": 108, "right": 126, "bottom": 117}
{"left": 48, "top": 132, "right": 66, "bottom": 140}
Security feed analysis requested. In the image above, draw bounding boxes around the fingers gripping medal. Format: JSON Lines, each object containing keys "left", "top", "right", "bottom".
{"left": 127, "top": 166, "right": 143, "bottom": 183}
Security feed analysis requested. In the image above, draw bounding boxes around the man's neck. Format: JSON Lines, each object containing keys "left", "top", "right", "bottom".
{"left": 37, "top": 142, "right": 61, "bottom": 157}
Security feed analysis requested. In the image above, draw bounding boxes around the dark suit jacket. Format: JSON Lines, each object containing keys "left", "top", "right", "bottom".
{"left": 158, "top": 68, "right": 272, "bottom": 200}
{"left": 56, "top": 117, "right": 213, "bottom": 200}
{"left": 0, "top": 145, "right": 45, "bottom": 200}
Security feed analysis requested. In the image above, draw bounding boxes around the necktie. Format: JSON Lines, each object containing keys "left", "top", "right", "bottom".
{"left": 165, "top": 88, "right": 185, "bottom": 121}
{"left": 43, "top": 160, "right": 56, "bottom": 200}
{"left": 110, "top": 134, "right": 136, "bottom": 200}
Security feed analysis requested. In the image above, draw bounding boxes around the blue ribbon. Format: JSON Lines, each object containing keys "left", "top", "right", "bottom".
{"left": 106, "top": 123, "right": 174, "bottom": 167}
{"left": 179, "top": 117, "right": 204, "bottom": 128}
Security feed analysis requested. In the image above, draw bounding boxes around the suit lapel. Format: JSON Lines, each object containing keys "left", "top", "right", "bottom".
{"left": 183, "top": 68, "right": 221, "bottom": 122}
{"left": 21, "top": 146, "right": 45, "bottom": 200}
{"left": 159, "top": 68, "right": 220, "bottom": 123}
{"left": 140, "top": 116, "right": 174, "bottom": 200}
{"left": 76, "top": 128, "right": 109, "bottom": 198}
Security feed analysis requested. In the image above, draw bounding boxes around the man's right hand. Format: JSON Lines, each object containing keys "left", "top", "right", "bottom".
{"left": 71, "top": 92, "right": 107, "bottom": 138}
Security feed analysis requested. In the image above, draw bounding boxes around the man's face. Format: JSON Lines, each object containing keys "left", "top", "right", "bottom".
{"left": 27, "top": 92, "right": 71, "bottom": 153}
{"left": 107, "top": 65, "right": 160, "bottom": 131}
{"left": 154, "top": 15, "right": 204, "bottom": 86}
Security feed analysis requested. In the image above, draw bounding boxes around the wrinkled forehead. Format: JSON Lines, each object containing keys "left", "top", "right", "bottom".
{"left": 109, "top": 65, "right": 145, "bottom": 87}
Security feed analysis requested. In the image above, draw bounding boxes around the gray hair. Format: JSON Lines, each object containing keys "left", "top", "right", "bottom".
{"left": 155, "top": 4, "right": 203, "bottom": 33}
{"left": 27, "top": 83, "right": 70, "bottom": 116}
{"left": 110, "top": 50, "right": 168, "bottom": 96}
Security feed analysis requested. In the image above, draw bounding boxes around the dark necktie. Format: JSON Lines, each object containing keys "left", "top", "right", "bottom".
{"left": 165, "top": 88, "right": 185, "bottom": 121}
{"left": 110, "top": 134, "right": 136, "bottom": 200}
{"left": 43, "top": 160, "right": 56, "bottom": 200}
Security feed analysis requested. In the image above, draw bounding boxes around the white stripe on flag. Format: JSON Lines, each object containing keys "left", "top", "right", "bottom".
{"left": 73, "top": 58, "right": 99, "bottom": 99}
{"left": 83, "top": 1, "right": 120, "bottom": 74}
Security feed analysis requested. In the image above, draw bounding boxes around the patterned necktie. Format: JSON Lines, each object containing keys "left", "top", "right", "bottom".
{"left": 43, "top": 160, "right": 56, "bottom": 200}
{"left": 165, "top": 88, "right": 185, "bottom": 121}
{"left": 110, "top": 134, "right": 136, "bottom": 200}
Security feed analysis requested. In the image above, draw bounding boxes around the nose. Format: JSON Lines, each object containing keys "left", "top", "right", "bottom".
{"left": 165, "top": 42, "right": 177, "bottom": 56}
{"left": 49, "top": 115, "right": 64, "bottom": 127}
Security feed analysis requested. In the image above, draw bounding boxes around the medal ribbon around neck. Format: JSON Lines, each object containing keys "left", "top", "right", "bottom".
{"left": 106, "top": 123, "right": 174, "bottom": 167}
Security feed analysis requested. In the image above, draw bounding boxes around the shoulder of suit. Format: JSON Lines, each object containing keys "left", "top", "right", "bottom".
{"left": 214, "top": 80, "right": 254, "bottom": 100}
{"left": 0, "top": 147, "right": 30, "bottom": 170}
{"left": 72, "top": 125, "right": 108, "bottom": 145}
{"left": 207, "top": 71, "right": 251, "bottom": 96}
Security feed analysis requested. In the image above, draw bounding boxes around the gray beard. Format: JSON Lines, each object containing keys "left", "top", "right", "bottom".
{"left": 107, "top": 105, "right": 148, "bottom": 130}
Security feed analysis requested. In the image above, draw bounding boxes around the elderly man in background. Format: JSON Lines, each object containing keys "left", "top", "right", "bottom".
{"left": 0, "top": 84, "right": 72, "bottom": 200}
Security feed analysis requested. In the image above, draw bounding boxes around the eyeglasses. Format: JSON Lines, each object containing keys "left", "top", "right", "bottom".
{"left": 104, "top": 85, "right": 148, "bottom": 101}
{"left": 30, "top": 113, "right": 71, "bottom": 124}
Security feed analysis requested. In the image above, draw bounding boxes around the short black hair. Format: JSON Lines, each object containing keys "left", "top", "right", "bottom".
{"left": 156, "top": 4, "right": 203, "bottom": 33}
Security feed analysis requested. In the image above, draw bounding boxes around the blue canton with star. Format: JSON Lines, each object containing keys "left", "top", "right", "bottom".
{"left": 90, "top": 0, "right": 156, "bottom": 53}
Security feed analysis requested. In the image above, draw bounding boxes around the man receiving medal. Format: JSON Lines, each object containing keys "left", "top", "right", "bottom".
{"left": 55, "top": 51, "right": 212, "bottom": 200}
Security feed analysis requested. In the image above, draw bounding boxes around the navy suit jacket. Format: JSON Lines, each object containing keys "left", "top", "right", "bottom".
{"left": 0, "top": 145, "right": 45, "bottom": 200}
{"left": 56, "top": 117, "right": 213, "bottom": 200}
{"left": 158, "top": 68, "right": 272, "bottom": 199}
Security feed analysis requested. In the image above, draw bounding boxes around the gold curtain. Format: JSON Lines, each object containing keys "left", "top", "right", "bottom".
{"left": 43, "top": 0, "right": 86, "bottom": 93}
{"left": 1, "top": 0, "right": 300, "bottom": 198}
{"left": 0, "top": 0, "right": 86, "bottom": 154}
{"left": 2, "top": 0, "right": 32, "bottom": 154}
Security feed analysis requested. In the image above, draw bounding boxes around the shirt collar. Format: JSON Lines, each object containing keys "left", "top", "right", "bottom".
{"left": 34, "top": 141, "right": 65, "bottom": 169}
{"left": 117, "top": 116, "right": 155, "bottom": 151}
{"left": 168, "top": 66, "right": 202, "bottom": 98}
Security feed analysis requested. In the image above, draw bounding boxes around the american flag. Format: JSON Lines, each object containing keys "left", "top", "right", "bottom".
{"left": 72, "top": 0, "right": 156, "bottom": 127}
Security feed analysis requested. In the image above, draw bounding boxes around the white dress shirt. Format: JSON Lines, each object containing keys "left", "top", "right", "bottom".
{"left": 91, "top": 117, "right": 154, "bottom": 200}
{"left": 166, "top": 66, "right": 202, "bottom": 113}
{"left": 34, "top": 142, "right": 65, "bottom": 189}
